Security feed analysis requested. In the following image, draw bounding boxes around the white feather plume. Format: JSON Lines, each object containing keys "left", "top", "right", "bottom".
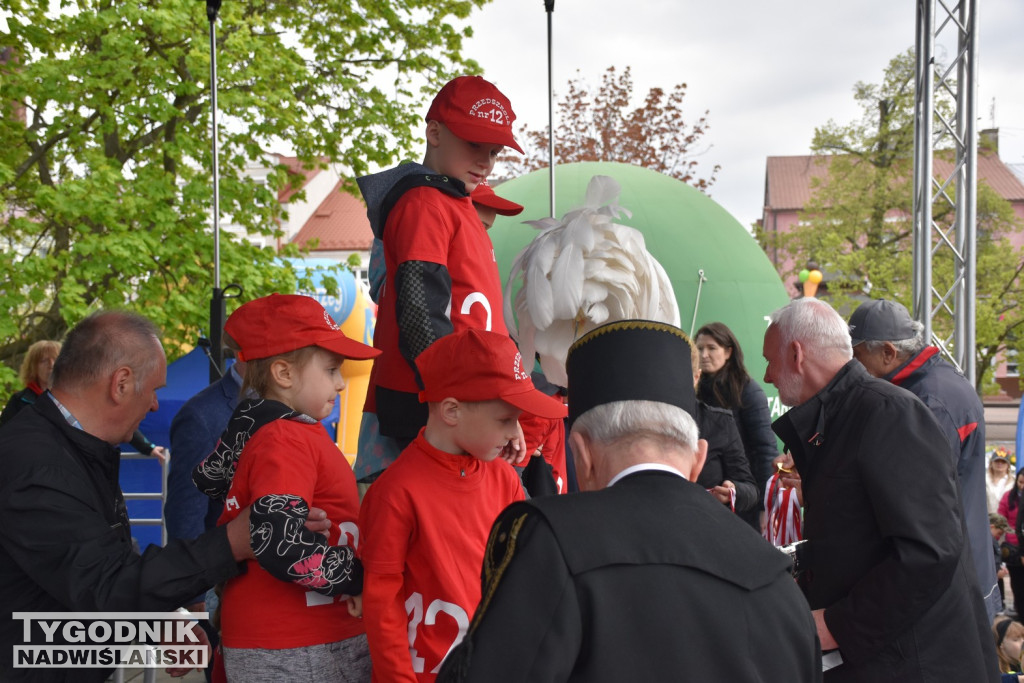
{"left": 504, "top": 175, "right": 680, "bottom": 387}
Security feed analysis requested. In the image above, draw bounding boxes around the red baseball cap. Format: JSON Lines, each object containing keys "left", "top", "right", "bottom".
{"left": 225, "top": 294, "right": 381, "bottom": 362}
{"left": 471, "top": 181, "right": 524, "bottom": 216}
{"left": 416, "top": 329, "right": 567, "bottom": 420}
{"left": 426, "top": 76, "right": 524, "bottom": 154}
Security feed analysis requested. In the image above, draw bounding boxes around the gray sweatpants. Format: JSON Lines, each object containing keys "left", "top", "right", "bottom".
{"left": 222, "top": 633, "right": 370, "bottom": 683}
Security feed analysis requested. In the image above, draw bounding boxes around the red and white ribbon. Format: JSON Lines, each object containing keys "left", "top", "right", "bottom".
{"left": 763, "top": 468, "right": 801, "bottom": 547}
{"left": 706, "top": 485, "right": 737, "bottom": 513}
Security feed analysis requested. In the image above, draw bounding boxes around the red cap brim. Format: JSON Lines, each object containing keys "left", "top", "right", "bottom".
{"left": 473, "top": 193, "right": 524, "bottom": 216}
{"left": 500, "top": 387, "right": 568, "bottom": 420}
{"left": 315, "top": 334, "right": 381, "bottom": 361}
{"left": 445, "top": 118, "right": 524, "bottom": 154}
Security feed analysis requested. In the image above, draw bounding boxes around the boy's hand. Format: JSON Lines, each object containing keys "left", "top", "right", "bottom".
{"left": 498, "top": 421, "right": 528, "bottom": 466}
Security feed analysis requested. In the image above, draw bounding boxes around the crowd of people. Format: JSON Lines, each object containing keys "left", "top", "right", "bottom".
{"left": 0, "top": 73, "right": 1018, "bottom": 683}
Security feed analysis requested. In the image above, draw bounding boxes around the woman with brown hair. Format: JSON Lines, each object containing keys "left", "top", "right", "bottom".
{"left": 0, "top": 340, "right": 61, "bottom": 426}
{"left": 694, "top": 322, "right": 778, "bottom": 529}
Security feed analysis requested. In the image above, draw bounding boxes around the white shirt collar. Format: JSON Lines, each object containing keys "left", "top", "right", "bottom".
{"left": 607, "top": 463, "right": 688, "bottom": 488}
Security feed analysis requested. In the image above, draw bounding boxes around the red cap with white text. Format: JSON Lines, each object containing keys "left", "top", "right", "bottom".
{"left": 416, "top": 329, "right": 566, "bottom": 419}
{"left": 425, "top": 76, "right": 523, "bottom": 153}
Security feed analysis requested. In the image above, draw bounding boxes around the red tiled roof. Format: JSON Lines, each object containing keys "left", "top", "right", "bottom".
{"left": 765, "top": 152, "right": 1024, "bottom": 210}
{"left": 764, "top": 156, "right": 830, "bottom": 211}
{"left": 276, "top": 155, "right": 327, "bottom": 203}
{"left": 290, "top": 181, "right": 373, "bottom": 251}
{"left": 970, "top": 154, "right": 1024, "bottom": 201}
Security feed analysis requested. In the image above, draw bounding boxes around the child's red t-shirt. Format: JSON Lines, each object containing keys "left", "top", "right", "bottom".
{"left": 369, "top": 186, "right": 508, "bottom": 401}
{"left": 359, "top": 431, "right": 525, "bottom": 681}
{"left": 218, "top": 419, "right": 364, "bottom": 648}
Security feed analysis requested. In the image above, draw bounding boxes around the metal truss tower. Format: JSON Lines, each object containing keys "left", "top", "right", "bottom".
{"left": 912, "top": 0, "right": 978, "bottom": 385}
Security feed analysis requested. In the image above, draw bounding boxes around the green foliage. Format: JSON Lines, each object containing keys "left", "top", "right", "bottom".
{"left": 0, "top": 0, "right": 486, "bottom": 395}
{"left": 764, "top": 49, "right": 1024, "bottom": 392}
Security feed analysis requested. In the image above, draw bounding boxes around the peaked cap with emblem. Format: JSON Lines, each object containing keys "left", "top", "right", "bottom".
{"left": 425, "top": 75, "right": 523, "bottom": 153}
{"left": 566, "top": 320, "right": 696, "bottom": 427}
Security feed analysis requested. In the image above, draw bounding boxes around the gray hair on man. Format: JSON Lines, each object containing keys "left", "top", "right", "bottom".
{"left": 860, "top": 320, "right": 926, "bottom": 359}
{"left": 51, "top": 310, "right": 163, "bottom": 393}
{"left": 769, "top": 298, "right": 853, "bottom": 363}
{"left": 571, "top": 400, "right": 699, "bottom": 455}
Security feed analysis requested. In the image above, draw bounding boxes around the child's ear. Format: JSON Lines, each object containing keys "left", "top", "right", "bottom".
{"left": 425, "top": 120, "right": 442, "bottom": 149}
{"left": 269, "top": 359, "right": 293, "bottom": 388}
{"left": 439, "top": 397, "right": 460, "bottom": 426}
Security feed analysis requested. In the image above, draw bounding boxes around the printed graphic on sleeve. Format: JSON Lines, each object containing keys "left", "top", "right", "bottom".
{"left": 192, "top": 398, "right": 303, "bottom": 500}
{"left": 250, "top": 493, "right": 363, "bottom": 597}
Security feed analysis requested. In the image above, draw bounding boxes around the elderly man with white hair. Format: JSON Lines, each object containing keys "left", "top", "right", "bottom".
{"left": 439, "top": 319, "right": 821, "bottom": 683}
{"left": 764, "top": 298, "right": 997, "bottom": 682}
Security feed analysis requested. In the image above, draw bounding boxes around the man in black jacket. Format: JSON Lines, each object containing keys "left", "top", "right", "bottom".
{"left": 848, "top": 298, "right": 1000, "bottom": 624}
{"left": 764, "top": 298, "right": 998, "bottom": 682}
{"left": 0, "top": 311, "right": 260, "bottom": 682}
{"left": 439, "top": 320, "right": 821, "bottom": 683}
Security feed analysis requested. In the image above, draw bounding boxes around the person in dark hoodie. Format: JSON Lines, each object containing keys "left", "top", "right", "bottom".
{"left": 353, "top": 75, "right": 527, "bottom": 487}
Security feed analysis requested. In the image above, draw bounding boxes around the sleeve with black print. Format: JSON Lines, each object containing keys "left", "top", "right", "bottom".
{"left": 395, "top": 260, "right": 455, "bottom": 388}
{"left": 249, "top": 494, "right": 363, "bottom": 597}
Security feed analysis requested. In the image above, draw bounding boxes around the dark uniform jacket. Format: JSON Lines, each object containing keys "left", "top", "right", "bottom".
{"left": 0, "top": 394, "right": 241, "bottom": 682}
{"left": 438, "top": 469, "right": 822, "bottom": 683}
{"left": 773, "top": 361, "right": 998, "bottom": 683}
{"left": 884, "top": 346, "right": 999, "bottom": 621}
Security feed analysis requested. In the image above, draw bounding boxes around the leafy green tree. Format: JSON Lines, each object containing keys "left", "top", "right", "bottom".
{"left": 0, "top": 0, "right": 485, "bottom": 391}
{"left": 501, "top": 65, "right": 720, "bottom": 192}
{"left": 757, "top": 49, "right": 1024, "bottom": 392}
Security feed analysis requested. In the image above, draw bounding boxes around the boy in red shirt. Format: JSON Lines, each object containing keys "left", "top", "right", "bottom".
{"left": 355, "top": 181, "right": 529, "bottom": 488}
{"left": 355, "top": 76, "right": 525, "bottom": 485}
{"left": 359, "top": 329, "right": 567, "bottom": 682}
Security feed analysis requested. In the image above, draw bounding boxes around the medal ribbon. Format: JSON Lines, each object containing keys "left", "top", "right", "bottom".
{"left": 763, "top": 467, "right": 802, "bottom": 547}
{"left": 705, "top": 485, "right": 737, "bottom": 513}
